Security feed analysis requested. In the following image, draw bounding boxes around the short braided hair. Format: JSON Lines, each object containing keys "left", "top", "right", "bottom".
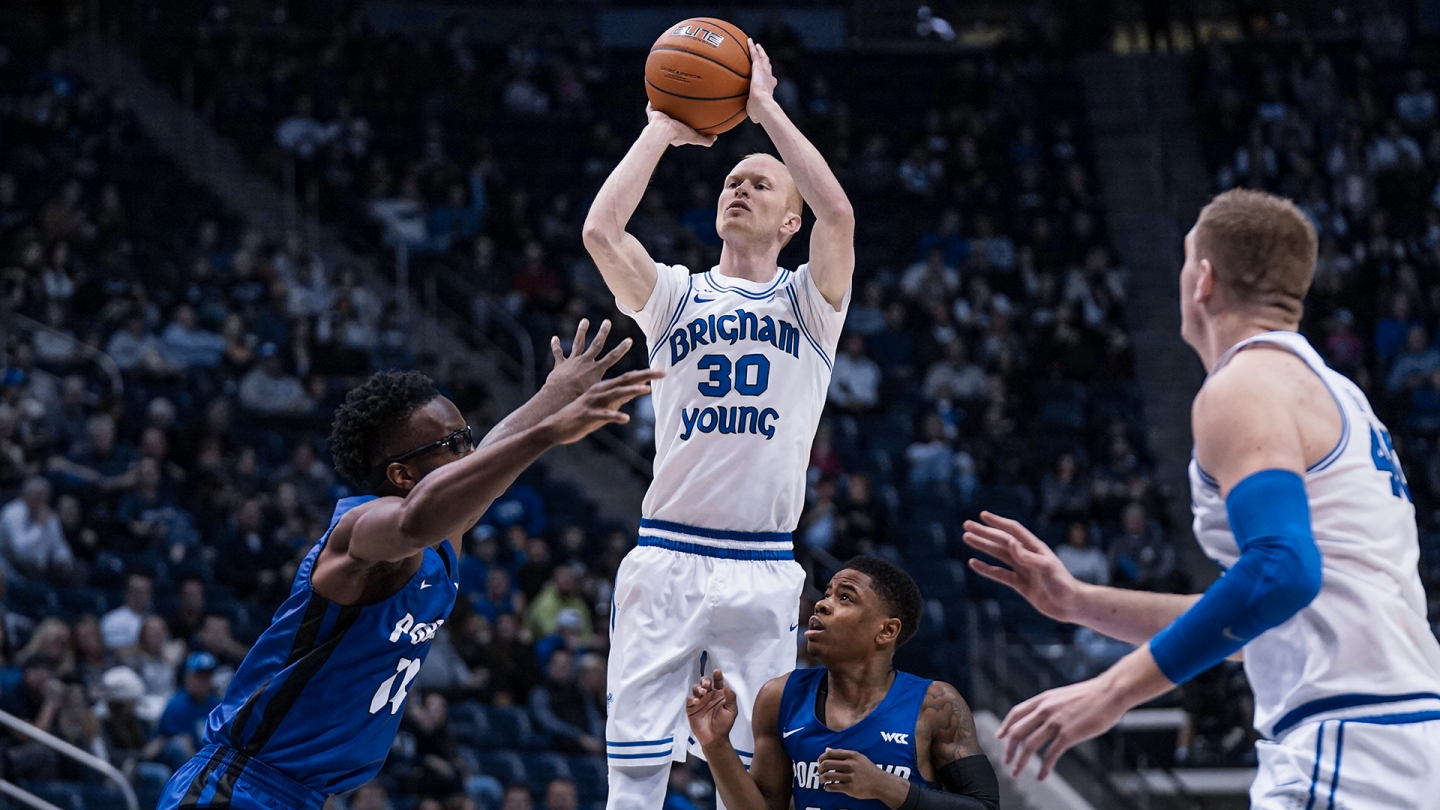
{"left": 328, "top": 371, "right": 439, "bottom": 491}
{"left": 841, "top": 555, "right": 924, "bottom": 647}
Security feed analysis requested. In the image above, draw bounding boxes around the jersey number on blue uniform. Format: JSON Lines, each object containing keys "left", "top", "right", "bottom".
{"left": 1370, "top": 425, "right": 1412, "bottom": 501}
{"left": 369, "top": 657, "right": 421, "bottom": 715}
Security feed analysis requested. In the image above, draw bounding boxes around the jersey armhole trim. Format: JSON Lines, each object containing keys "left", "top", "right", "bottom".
{"left": 785, "top": 287, "right": 833, "bottom": 369}
{"left": 648, "top": 276, "right": 696, "bottom": 365}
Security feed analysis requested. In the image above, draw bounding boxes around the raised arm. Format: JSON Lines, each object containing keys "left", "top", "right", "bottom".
{"left": 346, "top": 368, "right": 661, "bottom": 563}
{"left": 689, "top": 670, "right": 792, "bottom": 810}
{"left": 480, "top": 319, "right": 632, "bottom": 449}
{"left": 745, "top": 41, "right": 854, "bottom": 309}
{"left": 582, "top": 109, "right": 714, "bottom": 312}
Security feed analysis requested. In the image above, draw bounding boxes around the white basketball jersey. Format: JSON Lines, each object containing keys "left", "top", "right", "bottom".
{"left": 1189, "top": 331, "right": 1440, "bottom": 739}
{"left": 618, "top": 263, "right": 849, "bottom": 542}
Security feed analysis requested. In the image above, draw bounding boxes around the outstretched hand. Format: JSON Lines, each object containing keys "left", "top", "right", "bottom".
{"left": 687, "top": 668, "right": 739, "bottom": 746}
{"left": 646, "top": 103, "right": 716, "bottom": 148}
{"left": 545, "top": 319, "right": 632, "bottom": 398}
{"left": 962, "top": 511, "right": 1082, "bottom": 623}
{"left": 541, "top": 367, "right": 663, "bottom": 445}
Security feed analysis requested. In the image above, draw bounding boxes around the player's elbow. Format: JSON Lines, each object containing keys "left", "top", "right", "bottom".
{"left": 1260, "top": 539, "right": 1323, "bottom": 623}
{"left": 816, "top": 197, "right": 854, "bottom": 228}
{"left": 581, "top": 218, "right": 617, "bottom": 252}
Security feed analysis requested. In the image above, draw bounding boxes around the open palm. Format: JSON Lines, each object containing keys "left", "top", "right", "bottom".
{"left": 962, "top": 511, "right": 1081, "bottom": 623}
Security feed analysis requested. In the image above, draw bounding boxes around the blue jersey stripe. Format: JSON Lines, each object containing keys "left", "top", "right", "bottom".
{"left": 785, "top": 287, "right": 832, "bottom": 369}
{"left": 638, "top": 536, "right": 793, "bottom": 560}
{"left": 607, "top": 751, "right": 673, "bottom": 760}
{"left": 639, "top": 518, "right": 791, "bottom": 543}
{"left": 1273, "top": 692, "right": 1440, "bottom": 736}
{"left": 606, "top": 737, "right": 674, "bottom": 747}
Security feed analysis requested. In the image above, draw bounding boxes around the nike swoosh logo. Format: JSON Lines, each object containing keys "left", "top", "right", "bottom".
{"left": 782, "top": 727, "right": 804, "bottom": 738}
{"left": 420, "top": 581, "right": 432, "bottom": 589}
{"left": 1222, "top": 627, "right": 1245, "bottom": 642}
{"left": 789, "top": 623, "right": 799, "bottom": 632}
{"left": 694, "top": 295, "right": 715, "bottom": 303}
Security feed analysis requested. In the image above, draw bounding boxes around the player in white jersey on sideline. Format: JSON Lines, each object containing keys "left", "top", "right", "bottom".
{"left": 962, "top": 188, "right": 1440, "bottom": 808}
{"left": 581, "top": 40, "right": 854, "bottom": 810}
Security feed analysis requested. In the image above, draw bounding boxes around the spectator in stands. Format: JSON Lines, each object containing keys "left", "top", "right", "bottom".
{"left": 124, "top": 616, "right": 178, "bottom": 720}
{"left": 828, "top": 334, "right": 881, "bottom": 414}
{"left": 0, "top": 476, "right": 74, "bottom": 583}
{"left": 501, "top": 784, "right": 532, "bottom": 810}
{"left": 161, "top": 304, "right": 227, "bottom": 368}
{"left": 905, "top": 413, "right": 954, "bottom": 496}
{"left": 194, "top": 615, "right": 249, "bottom": 669}
{"left": 397, "top": 692, "right": 464, "bottom": 797}
{"left": 472, "top": 567, "right": 521, "bottom": 622}
{"left": 154, "top": 652, "right": 220, "bottom": 767}
{"left": 1039, "top": 451, "right": 1092, "bottom": 529}
{"left": 922, "top": 338, "right": 986, "bottom": 404}
{"left": 73, "top": 614, "right": 114, "bottom": 695}
{"left": 1054, "top": 521, "right": 1109, "bottom": 587}
{"left": 217, "top": 498, "right": 288, "bottom": 599}
{"left": 165, "top": 575, "right": 207, "bottom": 645}
{"left": 18, "top": 618, "right": 75, "bottom": 680}
{"left": 1108, "top": 502, "right": 1179, "bottom": 592}
{"left": 54, "top": 682, "right": 106, "bottom": 774}
{"left": 544, "top": 779, "right": 579, "bottom": 810}
{"left": 98, "top": 666, "right": 154, "bottom": 771}
{"left": 526, "top": 563, "right": 594, "bottom": 640}
{"left": 1, "top": 654, "right": 62, "bottom": 778}
{"left": 1387, "top": 324, "right": 1440, "bottom": 395}
{"left": 528, "top": 647, "right": 603, "bottom": 754}
{"left": 348, "top": 782, "right": 392, "bottom": 810}
{"left": 106, "top": 313, "right": 176, "bottom": 376}
{"left": 834, "top": 473, "right": 888, "bottom": 557}
{"left": 101, "top": 573, "right": 153, "bottom": 651}
{"left": 238, "top": 342, "right": 316, "bottom": 416}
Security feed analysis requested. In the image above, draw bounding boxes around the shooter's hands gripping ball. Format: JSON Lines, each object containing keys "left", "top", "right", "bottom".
{"left": 545, "top": 318, "right": 633, "bottom": 398}
{"left": 817, "top": 749, "right": 912, "bottom": 807}
{"left": 746, "top": 39, "right": 778, "bottom": 121}
{"left": 646, "top": 103, "right": 716, "bottom": 149}
{"left": 687, "top": 668, "right": 739, "bottom": 746}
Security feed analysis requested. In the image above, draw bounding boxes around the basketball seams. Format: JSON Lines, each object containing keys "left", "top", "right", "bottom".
{"left": 648, "top": 45, "right": 752, "bottom": 81}
{"left": 694, "top": 106, "right": 748, "bottom": 136}
{"left": 690, "top": 17, "right": 752, "bottom": 67}
{"left": 643, "top": 78, "right": 749, "bottom": 103}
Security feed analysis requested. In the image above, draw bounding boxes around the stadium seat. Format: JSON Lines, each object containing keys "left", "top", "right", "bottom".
{"left": 521, "top": 751, "right": 572, "bottom": 793}
{"left": 475, "top": 749, "right": 527, "bottom": 786}
{"left": 567, "top": 755, "right": 608, "bottom": 802}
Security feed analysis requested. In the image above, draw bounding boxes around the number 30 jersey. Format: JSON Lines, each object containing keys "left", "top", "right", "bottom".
{"left": 620, "top": 264, "right": 850, "bottom": 540}
{"left": 1189, "top": 331, "right": 1440, "bottom": 739}
{"left": 204, "top": 495, "right": 457, "bottom": 795}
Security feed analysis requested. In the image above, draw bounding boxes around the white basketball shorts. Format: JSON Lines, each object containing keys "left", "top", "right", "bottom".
{"left": 604, "top": 536, "right": 805, "bottom": 769}
{"left": 1251, "top": 710, "right": 1440, "bottom": 809}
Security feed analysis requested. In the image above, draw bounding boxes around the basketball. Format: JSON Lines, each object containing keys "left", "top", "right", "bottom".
{"left": 645, "top": 18, "right": 752, "bottom": 136}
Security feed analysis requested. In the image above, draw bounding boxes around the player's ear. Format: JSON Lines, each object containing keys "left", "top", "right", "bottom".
{"left": 779, "top": 211, "right": 802, "bottom": 243}
{"left": 1196, "top": 258, "right": 1216, "bottom": 305}
{"left": 876, "top": 617, "right": 901, "bottom": 647}
{"left": 385, "top": 461, "right": 417, "bottom": 492}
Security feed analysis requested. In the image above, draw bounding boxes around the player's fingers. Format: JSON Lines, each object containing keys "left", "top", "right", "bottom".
{"left": 583, "top": 319, "right": 611, "bottom": 357}
{"left": 996, "top": 695, "right": 1038, "bottom": 740}
{"left": 962, "top": 522, "right": 1021, "bottom": 555}
{"left": 596, "top": 337, "right": 633, "bottom": 370}
{"left": 1001, "top": 705, "right": 1050, "bottom": 765}
{"left": 1038, "top": 732, "right": 1072, "bottom": 781}
{"left": 981, "top": 511, "right": 1047, "bottom": 552}
{"left": 967, "top": 559, "right": 1020, "bottom": 590}
{"left": 550, "top": 336, "right": 564, "bottom": 365}
{"left": 711, "top": 669, "right": 725, "bottom": 691}
{"left": 570, "top": 318, "right": 590, "bottom": 356}
{"left": 960, "top": 529, "right": 1015, "bottom": 562}
{"left": 1011, "top": 723, "right": 1059, "bottom": 778}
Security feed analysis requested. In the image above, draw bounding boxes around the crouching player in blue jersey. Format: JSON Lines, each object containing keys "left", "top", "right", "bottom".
{"left": 686, "top": 557, "right": 1000, "bottom": 810}
{"left": 159, "top": 320, "right": 660, "bottom": 810}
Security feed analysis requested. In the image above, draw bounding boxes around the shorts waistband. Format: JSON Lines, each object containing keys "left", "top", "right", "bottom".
{"left": 1270, "top": 692, "right": 1440, "bottom": 738}
{"left": 192, "top": 744, "right": 328, "bottom": 809}
{"left": 638, "top": 518, "right": 793, "bottom": 559}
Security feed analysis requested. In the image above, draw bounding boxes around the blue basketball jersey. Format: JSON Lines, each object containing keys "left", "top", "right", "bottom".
{"left": 203, "top": 496, "right": 458, "bottom": 795}
{"left": 779, "top": 667, "right": 931, "bottom": 810}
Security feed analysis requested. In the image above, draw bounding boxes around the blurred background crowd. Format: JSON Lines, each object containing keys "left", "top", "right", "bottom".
{"left": 0, "top": 0, "right": 1435, "bottom": 808}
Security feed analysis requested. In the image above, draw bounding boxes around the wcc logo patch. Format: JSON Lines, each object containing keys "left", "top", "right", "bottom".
{"left": 880, "top": 731, "right": 910, "bottom": 745}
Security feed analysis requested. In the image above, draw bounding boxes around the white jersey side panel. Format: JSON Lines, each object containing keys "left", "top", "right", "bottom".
{"left": 1189, "top": 331, "right": 1440, "bottom": 739}
{"left": 619, "top": 263, "right": 849, "bottom": 537}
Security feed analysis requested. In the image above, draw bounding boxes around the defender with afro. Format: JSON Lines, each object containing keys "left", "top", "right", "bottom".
{"left": 159, "top": 321, "right": 660, "bottom": 810}
{"left": 687, "top": 556, "right": 1001, "bottom": 810}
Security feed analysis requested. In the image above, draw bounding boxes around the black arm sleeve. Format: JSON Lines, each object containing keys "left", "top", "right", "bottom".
{"left": 898, "top": 756, "right": 1000, "bottom": 810}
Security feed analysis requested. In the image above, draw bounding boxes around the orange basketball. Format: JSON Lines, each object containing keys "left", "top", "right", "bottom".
{"left": 645, "top": 18, "right": 752, "bottom": 136}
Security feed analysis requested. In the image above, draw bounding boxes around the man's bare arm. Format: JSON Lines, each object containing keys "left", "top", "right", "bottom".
{"left": 582, "top": 109, "right": 713, "bottom": 312}
{"left": 479, "top": 319, "right": 632, "bottom": 449}
{"left": 693, "top": 673, "right": 793, "bottom": 810}
{"left": 346, "top": 370, "right": 660, "bottom": 562}
{"left": 746, "top": 41, "right": 853, "bottom": 308}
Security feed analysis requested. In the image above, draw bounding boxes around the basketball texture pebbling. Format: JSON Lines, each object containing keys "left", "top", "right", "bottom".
{"left": 645, "top": 18, "right": 752, "bottom": 136}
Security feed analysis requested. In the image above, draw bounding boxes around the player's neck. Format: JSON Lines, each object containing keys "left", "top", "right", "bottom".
{"left": 824, "top": 658, "right": 897, "bottom": 712}
{"left": 1194, "top": 312, "right": 1297, "bottom": 372}
{"left": 716, "top": 242, "right": 781, "bottom": 283}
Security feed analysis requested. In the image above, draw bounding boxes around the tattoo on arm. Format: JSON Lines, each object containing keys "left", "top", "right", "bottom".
{"left": 923, "top": 683, "right": 982, "bottom": 767}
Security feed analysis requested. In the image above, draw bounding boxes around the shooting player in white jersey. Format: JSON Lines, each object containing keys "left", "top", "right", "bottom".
{"left": 582, "top": 40, "right": 853, "bottom": 810}
{"left": 963, "top": 189, "right": 1440, "bottom": 808}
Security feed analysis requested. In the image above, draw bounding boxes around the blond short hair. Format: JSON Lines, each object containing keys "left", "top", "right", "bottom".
{"left": 1195, "top": 188, "right": 1317, "bottom": 320}
{"left": 741, "top": 153, "right": 805, "bottom": 217}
